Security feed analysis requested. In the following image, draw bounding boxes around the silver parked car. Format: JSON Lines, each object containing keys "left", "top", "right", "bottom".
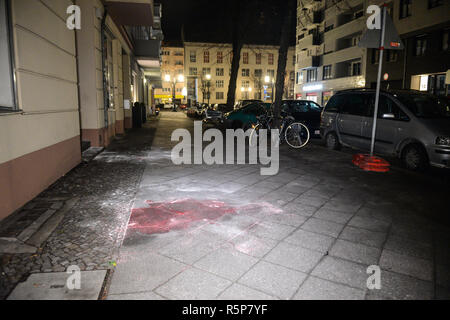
{"left": 321, "top": 89, "right": 450, "bottom": 171}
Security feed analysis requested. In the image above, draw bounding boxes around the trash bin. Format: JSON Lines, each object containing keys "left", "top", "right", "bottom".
{"left": 132, "top": 102, "right": 142, "bottom": 128}
{"left": 141, "top": 103, "right": 147, "bottom": 124}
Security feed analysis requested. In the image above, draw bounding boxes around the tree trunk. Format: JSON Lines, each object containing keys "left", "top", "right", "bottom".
{"left": 273, "top": 0, "right": 296, "bottom": 127}
{"left": 226, "top": 0, "right": 243, "bottom": 109}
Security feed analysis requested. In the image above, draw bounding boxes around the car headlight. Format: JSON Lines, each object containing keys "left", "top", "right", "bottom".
{"left": 436, "top": 137, "right": 450, "bottom": 146}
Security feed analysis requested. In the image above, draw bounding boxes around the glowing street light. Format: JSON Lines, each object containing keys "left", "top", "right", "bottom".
{"left": 164, "top": 73, "right": 185, "bottom": 107}
{"left": 204, "top": 74, "right": 212, "bottom": 104}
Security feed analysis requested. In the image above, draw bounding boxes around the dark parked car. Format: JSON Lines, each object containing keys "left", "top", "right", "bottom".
{"left": 234, "top": 99, "right": 263, "bottom": 110}
{"left": 214, "top": 104, "right": 234, "bottom": 114}
{"left": 224, "top": 102, "right": 271, "bottom": 129}
{"left": 280, "top": 100, "right": 323, "bottom": 137}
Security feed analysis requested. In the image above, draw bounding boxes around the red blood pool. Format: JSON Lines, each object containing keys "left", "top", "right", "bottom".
{"left": 128, "top": 199, "right": 237, "bottom": 235}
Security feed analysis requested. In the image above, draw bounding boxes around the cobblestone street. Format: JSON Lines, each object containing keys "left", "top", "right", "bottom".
{"left": 1, "top": 111, "right": 450, "bottom": 300}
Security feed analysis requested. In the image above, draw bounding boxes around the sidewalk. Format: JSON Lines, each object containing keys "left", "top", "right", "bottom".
{"left": 2, "top": 111, "right": 449, "bottom": 300}
{"left": 0, "top": 127, "right": 153, "bottom": 299}
{"left": 106, "top": 112, "right": 450, "bottom": 300}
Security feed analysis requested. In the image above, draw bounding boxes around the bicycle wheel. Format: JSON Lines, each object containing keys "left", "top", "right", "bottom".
{"left": 249, "top": 124, "right": 261, "bottom": 147}
{"left": 285, "top": 122, "right": 310, "bottom": 149}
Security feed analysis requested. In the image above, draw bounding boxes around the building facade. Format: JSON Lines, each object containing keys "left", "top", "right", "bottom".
{"left": 294, "top": 0, "right": 450, "bottom": 106}
{"left": 0, "top": 0, "right": 163, "bottom": 220}
{"left": 154, "top": 43, "right": 186, "bottom": 104}
{"left": 184, "top": 42, "right": 296, "bottom": 105}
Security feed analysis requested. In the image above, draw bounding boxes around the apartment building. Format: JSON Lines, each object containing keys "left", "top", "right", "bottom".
{"left": 294, "top": 0, "right": 450, "bottom": 106}
{"left": 154, "top": 42, "right": 186, "bottom": 104}
{"left": 0, "top": 0, "right": 163, "bottom": 220}
{"left": 184, "top": 42, "right": 296, "bottom": 105}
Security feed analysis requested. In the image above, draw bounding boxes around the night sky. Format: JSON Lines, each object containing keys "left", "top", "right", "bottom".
{"left": 158, "top": 0, "right": 296, "bottom": 45}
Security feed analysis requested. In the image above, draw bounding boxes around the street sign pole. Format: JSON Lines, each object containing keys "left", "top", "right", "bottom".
{"left": 370, "top": 5, "right": 387, "bottom": 157}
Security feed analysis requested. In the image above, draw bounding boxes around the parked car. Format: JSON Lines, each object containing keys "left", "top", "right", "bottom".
{"left": 224, "top": 102, "right": 271, "bottom": 129}
{"left": 203, "top": 106, "right": 223, "bottom": 126}
{"left": 164, "top": 103, "right": 174, "bottom": 110}
{"left": 320, "top": 89, "right": 450, "bottom": 171}
{"left": 214, "top": 103, "right": 234, "bottom": 114}
{"left": 234, "top": 99, "right": 263, "bottom": 110}
{"left": 280, "top": 100, "right": 323, "bottom": 138}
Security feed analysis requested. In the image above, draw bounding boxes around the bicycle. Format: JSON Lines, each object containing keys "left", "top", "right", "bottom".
{"left": 249, "top": 111, "right": 310, "bottom": 149}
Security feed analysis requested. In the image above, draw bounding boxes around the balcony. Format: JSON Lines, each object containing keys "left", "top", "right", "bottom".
{"left": 323, "top": 46, "right": 363, "bottom": 65}
{"left": 105, "top": 0, "right": 154, "bottom": 26}
{"left": 297, "top": 55, "right": 320, "bottom": 70}
{"left": 128, "top": 26, "right": 162, "bottom": 68}
{"left": 153, "top": 3, "right": 162, "bottom": 29}
{"left": 297, "top": 34, "right": 321, "bottom": 48}
{"left": 321, "top": 75, "right": 366, "bottom": 92}
{"left": 324, "top": 16, "right": 365, "bottom": 42}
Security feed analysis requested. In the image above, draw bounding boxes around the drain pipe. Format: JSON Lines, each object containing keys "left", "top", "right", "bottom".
{"left": 101, "top": 9, "right": 109, "bottom": 145}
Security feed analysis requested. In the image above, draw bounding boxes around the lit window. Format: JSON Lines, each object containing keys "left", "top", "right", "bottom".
{"left": 256, "top": 53, "right": 261, "bottom": 65}
{"left": 268, "top": 53, "right": 274, "bottom": 65}
{"left": 323, "top": 65, "right": 332, "bottom": 80}
{"left": 190, "top": 51, "right": 196, "bottom": 63}
{"left": 243, "top": 52, "right": 249, "bottom": 64}
{"left": 216, "top": 92, "right": 224, "bottom": 100}
{"left": 216, "top": 68, "right": 224, "bottom": 76}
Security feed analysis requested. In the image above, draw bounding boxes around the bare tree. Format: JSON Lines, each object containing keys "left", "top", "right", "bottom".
{"left": 225, "top": 0, "right": 260, "bottom": 109}
{"left": 252, "top": 73, "right": 264, "bottom": 100}
{"left": 273, "top": 0, "right": 296, "bottom": 126}
{"left": 199, "top": 79, "right": 215, "bottom": 104}
{"left": 226, "top": 0, "right": 244, "bottom": 109}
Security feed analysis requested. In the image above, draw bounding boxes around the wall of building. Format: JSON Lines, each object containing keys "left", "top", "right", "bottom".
{"left": 77, "top": 0, "right": 135, "bottom": 147}
{"left": 184, "top": 42, "right": 295, "bottom": 105}
{"left": 154, "top": 45, "right": 185, "bottom": 104}
{"left": 0, "top": 0, "right": 81, "bottom": 220}
{"left": 294, "top": 0, "right": 450, "bottom": 105}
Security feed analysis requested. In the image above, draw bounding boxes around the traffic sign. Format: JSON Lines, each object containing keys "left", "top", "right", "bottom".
{"left": 359, "top": 8, "right": 404, "bottom": 50}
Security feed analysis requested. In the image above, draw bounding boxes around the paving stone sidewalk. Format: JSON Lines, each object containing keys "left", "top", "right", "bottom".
{"left": 107, "top": 112, "right": 450, "bottom": 300}
{"left": 2, "top": 112, "right": 449, "bottom": 300}
{"left": 0, "top": 128, "right": 156, "bottom": 299}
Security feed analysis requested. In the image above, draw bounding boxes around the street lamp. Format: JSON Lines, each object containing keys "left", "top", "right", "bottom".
{"left": 265, "top": 75, "right": 275, "bottom": 103}
{"left": 204, "top": 74, "right": 212, "bottom": 105}
{"left": 164, "top": 74, "right": 185, "bottom": 106}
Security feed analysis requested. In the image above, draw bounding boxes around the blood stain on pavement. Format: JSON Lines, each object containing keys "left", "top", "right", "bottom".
{"left": 128, "top": 199, "right": 237, "bottom": 235}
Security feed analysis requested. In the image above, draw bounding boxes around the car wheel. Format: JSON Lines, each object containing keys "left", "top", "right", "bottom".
{"left": 402, "top": 144, "right": 429, "bottom": 171}
{"left": 325, "top": 132, "right": 341, "bottom": 150}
